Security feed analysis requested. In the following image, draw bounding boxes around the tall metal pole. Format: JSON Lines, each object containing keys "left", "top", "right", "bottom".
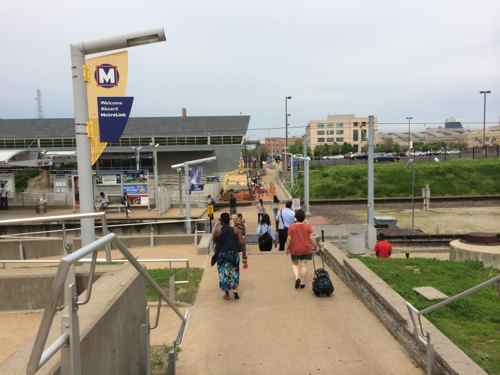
{"left": 411, "top": 160, "right": 416, "bottom": 231}
{"left": 285, "top": 98, "right": 288, "bottom": 174}
{"left": 184, "top": 164, "right": 191, "bottom": 233}
{"left": 304, "top": 156, "right": 310, "bottom": 216}
{"left": 135, "top": 147, "right": 142, "bottom": 171}
{"left": 367, "top": 115, "right": 375, "bottom": 227}
{"left": 153, "top": 146, "right": 159, "bottom": 209}
{"left": 284, "top": 96, "right": 292, "bottom": 174}
{"left": 70, "top": 45, "right": 95, "bottom": 246}
{"left": 480, "top": 90, "right": 491, "bottom": 157}
{"left": 406, "top": 116, "right": 413, "bottom": 154}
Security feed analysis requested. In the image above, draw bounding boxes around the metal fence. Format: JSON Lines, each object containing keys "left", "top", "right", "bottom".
{"left": 406, "top": 274, "right": 500, "bottom": 375}
{"left": 20, "top": 213, "right": 192, "bottom": 375}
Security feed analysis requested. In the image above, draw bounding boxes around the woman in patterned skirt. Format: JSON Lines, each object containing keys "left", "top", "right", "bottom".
{"left": 212, "top": 212, "right": 245, "bottom": 300}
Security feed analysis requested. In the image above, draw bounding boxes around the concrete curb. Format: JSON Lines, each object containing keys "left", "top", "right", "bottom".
{"left": 321, "top": 242, "right": 486, "bottom": 375}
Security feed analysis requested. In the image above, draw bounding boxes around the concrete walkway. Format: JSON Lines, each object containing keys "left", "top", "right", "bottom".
{"left": 177, "top": 195, "right": 422, "bottom": 375}
{"left": 177, "top": 248, "right": 421, "bottom": 375}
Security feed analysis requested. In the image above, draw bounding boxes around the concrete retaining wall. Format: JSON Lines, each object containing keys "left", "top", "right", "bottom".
{"left": 0, "top": 270, "right": 107, "bottom": 311}
{"left": 322, "top": 242, "right": 486, "bottom": 375}
{"left": 0, "top": 266, "right": 147, "bottom": 375}
{"left": 0, "top": 238, "right": 64, "bottom": 260}
{"left": 450, "top": 240, "right": 500, "bottom": 270}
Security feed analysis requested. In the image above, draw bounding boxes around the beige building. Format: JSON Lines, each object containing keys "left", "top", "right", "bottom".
{"left": 306, "top": 114, "right": 378, "bottom": 152}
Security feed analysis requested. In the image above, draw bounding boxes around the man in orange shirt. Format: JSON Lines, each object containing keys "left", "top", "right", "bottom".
{"left": 374, "top": 233, "right": 392, "bottom": 258}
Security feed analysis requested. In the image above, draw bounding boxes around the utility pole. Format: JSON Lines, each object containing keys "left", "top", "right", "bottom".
{"left": 35, "top": 89, "right": 43, "bottom": 119}
{"left": 480, "top": 90, "right": 491, "bottom": 157}
{"left": 367, "top": 115, "right": 376, "bottom": 249}
{"left": 284, "top": 96, "right": 292, "bottom": 174}
{"left": 406, "top": 116, "right": 413, "bottom": 155}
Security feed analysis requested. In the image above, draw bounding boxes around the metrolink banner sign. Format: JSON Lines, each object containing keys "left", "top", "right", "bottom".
{"left": 86, "top": 51, "right": 133, "bottom": 165}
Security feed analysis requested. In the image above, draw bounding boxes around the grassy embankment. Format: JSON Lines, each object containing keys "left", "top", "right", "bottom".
{"left": 293, "top": 159, "right": 500, "bottom": 199}
{"left": 360, "top": 258, "right": 500, "bottom": 374}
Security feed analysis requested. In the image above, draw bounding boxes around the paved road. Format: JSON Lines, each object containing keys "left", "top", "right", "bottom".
{"left": 177, "top": 200, "right": 422, "bottom": 375}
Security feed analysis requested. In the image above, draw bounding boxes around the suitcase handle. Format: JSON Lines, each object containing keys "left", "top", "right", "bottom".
{"left": 312, "top": 251, "right": 326, "bottom": 271}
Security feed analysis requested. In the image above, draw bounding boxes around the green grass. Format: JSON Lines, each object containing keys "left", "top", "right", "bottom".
{"left": 294, "top": 159, "right": 500, "bottom": 199}
{"left": 150, "top": 344, "right": 182, "bottom": 375}
{"left": 360, "top": 258, "right": 500, "bottom": 374}
{"left": 146, "top": 268, "right": 204, "bottom": 304}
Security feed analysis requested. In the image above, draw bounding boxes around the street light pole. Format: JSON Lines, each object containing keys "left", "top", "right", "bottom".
{"left": 406, "top": 116, "right": 413, "bottom": 154}
{"left": 405, "top": 116, "right": 415, "bottom": 233}
{"left": 135, "top": 146, "right": 143, "bottom": 171}
{"left": 70, "top": 46, "right": 94, "bottom": 247}
{"left": 284, "top": 96, "right": 292, "bottom": 174}
{"left": 70, "top": 28, "right": 166, "bottom": 246}
{"left": 480, "top": 90, "right": 491, "bottom": 157}
{"left": 151, "top": 143, "right": 160, "bottom": 209}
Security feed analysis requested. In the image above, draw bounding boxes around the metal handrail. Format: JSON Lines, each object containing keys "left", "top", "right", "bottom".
{"left": 27, "top": 232, "right": 188, "bottom": 375}
{"left": 0, "top": 217, "right": 209, "bottom": 239}
{"left": 0, "top": 212, "right": 105, "bottom": 225}
{"left": 406, "top": 274, "right": 500, "bottom": 375}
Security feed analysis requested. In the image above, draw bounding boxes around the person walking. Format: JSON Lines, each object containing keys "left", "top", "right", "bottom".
{"left": 256, "top": 213, "right": 275, "bottom": 251}
{"left": 121, "top": 192, "right": 132, "bottom": 216}
{"left": 256, "top": 198, "right": 266, "bottom": 224}
{"left": 271, "top": 195, "right": 279, "bottom": 230}
{"left": 212, "top": 212, "right": 245, "bottom": 300}
{"left": 207, "top": 194, "right": 215, "bottom": 231}
{"left": 233, "top": 213, "right": 248, "bottom": 268}
{"left": 229, "top": 192, "right": 237, "bottom": 215}
{"left": 276, "top": 200, "right": 295, "bottom": 251}
{"left": 286, "top": 209, "right": 317, "bottom": 289}
{"left": 0, "top": 184, "right": 8, "bottom": 210}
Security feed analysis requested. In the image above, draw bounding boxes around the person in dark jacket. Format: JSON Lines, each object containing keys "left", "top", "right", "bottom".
{"left": 229, "top": 192, "right": 237, "bottom": 215}
{"left": 212, "top": 212, "right": 245, "bottom": 300}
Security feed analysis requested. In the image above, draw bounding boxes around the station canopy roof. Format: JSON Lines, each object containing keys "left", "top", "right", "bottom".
{"left": 0, "top": 149, "right": 26, "bottom": 163}
{"left": 0, "top": 115, "right": 250, "bottom": 138}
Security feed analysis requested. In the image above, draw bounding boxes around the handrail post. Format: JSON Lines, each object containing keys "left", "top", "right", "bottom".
{"left": 143, "top": 305, "right": 151, "bottom": 375}
{"left": 426, "top": 332, "right": 434, "bottom": 375}
{"left": 102, "top": 215, "right": 112, "bottom": 262}
{"left": 61, "top": 282, "right": 81, "bottom": 375}
{"left": 150, "top": 224, "right": 154, "bottom": 248}
{"left": 61, "top": 238, "right": 81, "bottom": 375}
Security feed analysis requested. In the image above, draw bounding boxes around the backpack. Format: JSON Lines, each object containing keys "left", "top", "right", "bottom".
{"left": 312, "top": 253, "right": 335, "bottom": 297}
{"left": 258, "top": 232, "right": 273, "bottom": 251}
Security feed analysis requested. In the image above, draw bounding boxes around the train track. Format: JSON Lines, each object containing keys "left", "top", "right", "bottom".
{"left": 384, "top": 233, "right": 462, "bottom": 247}
{"left": 310, "top": 195, "right": 500, "bottom": 205}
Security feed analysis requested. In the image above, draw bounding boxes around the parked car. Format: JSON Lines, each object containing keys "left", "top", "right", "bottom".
{"left": 321, "top": 155, "right": 344, "bottom": 160}
{"left": 374, "top": 153, "right": 400, "bottom": 162}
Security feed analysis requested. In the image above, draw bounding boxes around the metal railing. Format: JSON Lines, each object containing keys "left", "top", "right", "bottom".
{"left": 406, "top": 274, "right": 500, "bottom": 375}
{"left": 0, "top": 212, "right": 113, "bottom": 262}
{"left": 26, "top": 232, "right": 189, "bottom": 375}
{"left": 0, "top": 217, "right": 209, "bottom": 241}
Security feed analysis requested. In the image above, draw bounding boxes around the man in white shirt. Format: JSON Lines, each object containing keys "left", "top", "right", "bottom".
{"left": 276, "top": 200, "right": 295, "bottom": 251}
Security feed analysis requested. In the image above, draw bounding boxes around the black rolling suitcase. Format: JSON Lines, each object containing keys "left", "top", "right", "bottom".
{"left": 312, "top": 253, "right": 335, "bottom": 297}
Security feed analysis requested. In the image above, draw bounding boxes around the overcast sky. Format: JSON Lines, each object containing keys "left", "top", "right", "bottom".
{"left": 1, "top": 0, "right": 499, "bottom": 137}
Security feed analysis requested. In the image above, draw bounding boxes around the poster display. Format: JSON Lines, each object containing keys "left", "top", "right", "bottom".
{"left": 189, "top": 166, "right": 204, "bottom": 193}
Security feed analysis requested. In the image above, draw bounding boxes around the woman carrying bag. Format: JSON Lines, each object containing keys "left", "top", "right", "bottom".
{"left": 211, "top": 213, "right": 245, "bottom": 300}
{"left": 256, "top": 213, "right": 275, "bottom": 251}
